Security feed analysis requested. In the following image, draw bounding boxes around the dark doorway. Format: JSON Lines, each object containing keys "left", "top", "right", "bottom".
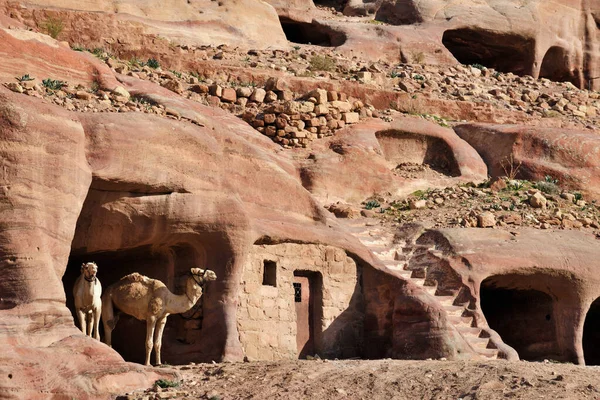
{"left": 583, "top": 297, "right": 600, "bottom": 365}
{"left": 480, "top": 276, "right": 559, "bottom": 361}
{"left": 539, "top": 46, "right": 580, "bottom": 86}
{"left": 293, "top": 271, "right": 323, "bottom": 358}
{"left": 442, "top": 28, "right": 535, "bottom": 76}
{"left": 279, "top": 17, "right": 346, "bottom": 47}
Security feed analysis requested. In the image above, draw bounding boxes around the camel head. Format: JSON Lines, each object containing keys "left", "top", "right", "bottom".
{"left": 190, "top": 268, "right": 217, "bottom": 285}
{"left": 80, "top": 262, "right": 98, "bottom": 282}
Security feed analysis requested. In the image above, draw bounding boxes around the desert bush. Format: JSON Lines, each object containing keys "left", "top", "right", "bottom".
{"left": 411, "top": 51, "right": 425, "bottom": 64}
{"left": 155, "top": 379, "right": 179, "bottom": 389}
{"left": 41, "top": 16, "right": 64, "bottom": 39}
{"left": 500, "top": 154, "right": 522, "bottom": 180}
{"left": 535, "top": 181, "right": 559, "bottom": 195}
{"left": 308, "top": 55, "right": 336, "bottom": 72}
{"left": 145, "top": 58, "right": 160, "bottom": 69}
{"left": 42, "top": 78, "right": 66, "bottom": 90}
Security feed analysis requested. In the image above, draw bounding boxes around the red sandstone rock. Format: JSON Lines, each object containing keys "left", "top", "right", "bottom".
{"left": 300, "top": 115, "right": 487, "bottom": 203}
{"left": 454, "top": 123, "right": 600, "bottom": 199}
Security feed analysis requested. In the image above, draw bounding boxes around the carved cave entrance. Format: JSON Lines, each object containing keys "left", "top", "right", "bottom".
{"left": 375, "top": 130, "right": 461, "bottom": 177}
{"left": 539, "top": 46, "right": 580, "bottom": 86}
{"left": 62, "top": 187, "right": 209, "bottom": 365}
{"left": 293, "top": 270, "right": 323, "bottom": 358}
{"left": 442, "top": 28, "right": 535, "bottom": 76}
{"left": 279, "top": 17, "right": 346, "bottom": 47}
{"left": 583, "top": 297, "right": 600, "bottom": 365}
{"left": 480, "top": 275, "right": 559, "bottom": 361}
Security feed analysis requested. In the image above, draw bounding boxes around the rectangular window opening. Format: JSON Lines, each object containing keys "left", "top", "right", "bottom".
{"left": 262, "top": 260, "right": 277, "bottom": 287}
{"left": 293, "top": 282, "right": 302, "bottom": 302}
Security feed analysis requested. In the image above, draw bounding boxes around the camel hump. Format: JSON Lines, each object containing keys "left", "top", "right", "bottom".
{"left": 120, "top": 272, "right": 151, "bottom": 283}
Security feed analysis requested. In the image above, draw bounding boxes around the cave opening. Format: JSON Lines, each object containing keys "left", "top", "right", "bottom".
{"left": 279, "top": 17, "right": 346, "bottom": 47}
{"left": 583, "top": 297, "right": 600, "bottom": 365}
{"left": 375, "top": 130, "right": 461, "bottom": 177}
{"left": 539, "top": 46, "right": 580, "bottom": 86}
{"left": 480, "top": 275, "right": 559, "bottom": 361}
{"left": 62, "top": 186, "right": 210, "bottom": 364}
{"left": 442, "top": 28, "right": 535, "bottom": 76}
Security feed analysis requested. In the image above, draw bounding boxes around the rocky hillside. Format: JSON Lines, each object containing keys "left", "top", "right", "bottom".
{"left": 3, "top": 0, "right": 600, "bottom": 398}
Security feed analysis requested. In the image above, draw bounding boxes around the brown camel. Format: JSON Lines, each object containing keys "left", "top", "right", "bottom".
{"left": 101, "top": 268, "right": 217, "bottom": 366}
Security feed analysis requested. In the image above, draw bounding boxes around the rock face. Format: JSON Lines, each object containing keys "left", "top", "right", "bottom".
{"left": 300, "top": 116, "right": 487, "bottom": 203}
{"left": 2, "top": 0, "right": 288, "bottom": 49}
{"left": 454, "top": 123, "right": 600, "bottom": 199}
{"left": 368, "top": 0, "right": 600, "bottom": 89}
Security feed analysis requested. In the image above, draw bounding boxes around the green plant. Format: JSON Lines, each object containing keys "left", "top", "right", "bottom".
{"left": 17, "top": 74, "right": 34, "bottom": 82}
{"left": 41, "top": 16, "right": 64, "bottom": 39}
{"left": 493, "top": 71, "right": 501, "bottom": 79}
{"left": 390, "top": 71, "right": 400, "bottom": 78}
{"left": 410, "top": 51, "right": 425, "bottom": 64}
{"left": 411, "top": 190, "right": 427, "bottom": 200}
{"left": 470, "top": 63, "right": 485, "bottom": 70}
{"left": 365, "top": 200, "right": 381, "bottom": 210}
{"left": 292, "top": 45, "right": 301, "bottom": 51}
{"left": 412, "top": 74, "right": 424, "bottom": 81}
{"left": 308, "top": 55, "right": 336, "bottom": 72}
{"left": 574, "top": 192, "right": 583, "bottom": 201}
{"left": 155, "top": 379, "right": 179, "bottom": 389}
{"left": 535, "top": 181, "right": 559, "bottom": 195}
{"left": 91, "top": 48, "right": 111, "bottom": 60}
{"left": 42, "top": 78, "right": 66, "bottom": 90}
{"left": 170, "top": 70, "right": 182, "bottom": 79}
{"left": 366, "top": 19, "right": 385, "bottom": 25}
{"left": 71, "top": 44, "right": 86, "bottom": 52}
{"left": 145, "top": 58, "right": 160, "bottom": 69}
{"left": 128, "top": 57, "right": 143, "bottom": 67}
{"left": 544, "top": 175, "right": 559, "bottom": 185}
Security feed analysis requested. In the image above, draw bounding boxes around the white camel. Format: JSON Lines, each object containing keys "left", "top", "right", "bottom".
{"left": 101, "top": 267, "right": 217, "bottom": 366}
{"left": 73, "top": 261, "right": 102, "bottom": 340}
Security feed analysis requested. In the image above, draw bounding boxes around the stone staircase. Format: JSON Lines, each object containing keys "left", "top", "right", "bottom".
{"left": 344, "top": 218, "right": 499, "bottom": 360}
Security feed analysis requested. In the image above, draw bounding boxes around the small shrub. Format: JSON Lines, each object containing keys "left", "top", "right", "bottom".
{"left": 470, "top": 63, "right": 486, "bottom": 70}
{"left": 574, "top": 192, "right": 583, "bottom": 201}
{"left": 292, "top": 45, "right": 301, "bottom": 51}
{"left": 71, "top": 44, "right": 86, "bottom": 52}
{"left": 170, "top": 70, "right": 182, "bottom": 79}
{"left": 155, "top": 379, "right": 179, "bottom": 389}
{"left": 544, "top": 175, "right": 559, "bottom": 185}
{"left": 365, "top": 200, "right": 381, "bottom": 210}
{"left": 500, "top": 154, "right": 522, "bottom": 180}
{"left": 42, "top": 78, "right": 66, "bottom": 90}
{"left": 17, "top": 74, "right": 34, "bottom": 82}
{"left": 145, "top": 58, "right": 160, "bottom": 69}
{"left": 308, "top": 55, "right": 336, "bottom": 72}
{"left": 41, "top": 16, "right": 64, "bottom": 39}
{"left": 411, "top": 51, "right": 425, "bottom": 65}
{"left": 535, "top": 181, "right": 559, "bottom": 195}
{"left": 412, "top": 74, "right": 424, "bottom": 81}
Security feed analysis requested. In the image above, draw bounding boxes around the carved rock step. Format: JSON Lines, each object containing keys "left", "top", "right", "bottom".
{"left": 443, "top": 305, "right": 466, "bottom": 317}
{"left": 448, "top": 315, "right": 475, "bottom": 328}
{"left": 467, "top": 337, "right": 492, "bottom": 350}
{"left": 478, "top": 348, "right": 499, "bottom": 359}
{"left": 456, "top": 326, "right": 483, "bottom": 337}
{"left": 434, "top": 295, "right": 456, "bottom": 307}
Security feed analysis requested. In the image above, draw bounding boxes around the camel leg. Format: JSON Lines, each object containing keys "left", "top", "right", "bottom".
{"left": 92, "top": 308, "right": 101, "bottom": 341}
{"left": 86, "top": 313, "right": 93, "bottom": 337}
{"left": 76, "top": 309, "right": 87, "bottom": 336}
{"left": 145, "top": 318, "right": 157, "bottom": 366}
{"left": 102, "top": 297, "right": 115, "bottom": 347}
{"left": 154, "top": 316, "right": 168, "bottom": 365}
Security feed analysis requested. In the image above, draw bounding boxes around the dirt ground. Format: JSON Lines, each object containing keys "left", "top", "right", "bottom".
{"left": 122, "top": 359, "right": 600, "bottom": 400}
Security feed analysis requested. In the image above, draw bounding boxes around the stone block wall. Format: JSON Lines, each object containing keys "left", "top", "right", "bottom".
{"left": 237, "top": 243, "right": 364, "bottom": 360}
